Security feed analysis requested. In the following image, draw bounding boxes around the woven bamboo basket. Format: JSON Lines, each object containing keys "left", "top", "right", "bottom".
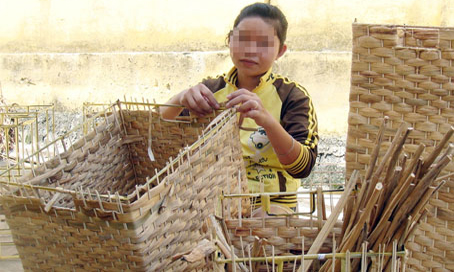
{"left": 347, "top": 23, "right": 454, "bottom": 271}
{"left": 0, "top": 101, "right": 248, "bottom": 271}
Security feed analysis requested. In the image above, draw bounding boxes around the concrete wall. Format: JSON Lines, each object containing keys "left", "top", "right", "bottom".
{"left": 1, "top": 0, "right": 453, "bottom": 134}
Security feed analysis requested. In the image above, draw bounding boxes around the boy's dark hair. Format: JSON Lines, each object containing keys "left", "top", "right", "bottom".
{"left": 228, "top": 2, "right": 288, "bottom": 49}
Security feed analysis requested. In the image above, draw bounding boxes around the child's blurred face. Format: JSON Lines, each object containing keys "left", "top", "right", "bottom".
{"left": 229, "top": 17, "right": 284, "bottom": 80}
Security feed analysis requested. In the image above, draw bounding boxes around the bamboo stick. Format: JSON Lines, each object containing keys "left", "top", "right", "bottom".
{"left": 329, "top": 120, "right": 451, "bottom": 272}
{"left": 368, "top": 173, "right": 415, "bottom": 246}
{"left": 252, "top": 236, "right": 264, "bottom": 272}
{"left": 435, "top": 143, "right": 454, "bottom": 165}
{"left": 356, "top": 118, "right": 388, "bottom": 215}
{"left": 343, "top": 177, "right": 367, "bottom": 239}
{"left": 365, "top": 117, "right": 389, "bottom": 182}
{"left": 321, "top": 188, "right": 327, "bottom": 220}
{"left": 394, "top": 162, "right": 421, "bottom": 211}
{"left": 317, "top": 186, "right": 324, "bottom": 229}
{"left": 397, "top": 216, "right": 412, "bottom": 250}
{"left": 329, "top": 183, "right": 383, "bottom": 272}
{"left": 350, "top": 227, "right": 368, "bottom": 272}
{"left": 362, "top": 123, "right": 407, "bottom": 208}
{"left": 298, "top": 171, "right": 358, "bottom": 272}
{"left": 373, "top": 155, "right": 451, "bottom": 253}
{"left": 380, "top": 230, "right": 405, "bottom": 270}
{"left": 404, "top": 209, "right": 428, "bottom": 243}
{"left": 408, "top": 186, "right": 436, "bottom": 225}
{"left": 374, "top": 166, "right": 402, "bottom": 228}
{"left": 209, "top": 215, "right": 248, "bottom": 272}
{"left": 404, "top": 181, "right": 445, "bottom": 243}
{"left": 390, "top": 143, "right": 423, "bottom": 201}
{"left": 340, "top": 193, "right": 355, "bottom": 239}
{"left": 382, "top": 128, "right": 412, "bottom": 187}
{"left": 44, "top": 192, "right": 62, "bottom": 212}
{"left": 420, "top": 126, "right": 454, "bottom": 174}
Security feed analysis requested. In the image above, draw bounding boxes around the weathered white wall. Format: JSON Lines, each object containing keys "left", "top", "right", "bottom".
{"left": 1, "top": 0, "right": 453, "bottom": 134}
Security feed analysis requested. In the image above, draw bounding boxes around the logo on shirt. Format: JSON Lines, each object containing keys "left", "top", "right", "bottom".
{"left": 247, "top": 127, "right": 271, "bottom": 162}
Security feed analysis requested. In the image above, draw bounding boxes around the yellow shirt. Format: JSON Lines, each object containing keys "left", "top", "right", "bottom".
{"left": 202, "top": 67, "right": 318, "bottom": 207}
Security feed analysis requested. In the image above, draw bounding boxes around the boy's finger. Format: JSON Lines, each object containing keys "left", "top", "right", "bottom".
{"left": 193, "top": 92, "right": 214, "bottom": 113}
{"left": 201, "top": 88, "right": 220, "bottom": 109}
{"left": 186, "top": 96, "right": 206, "bottom": 116}
{"left": 225, "top": 95, "right": 247, "bottom": 108}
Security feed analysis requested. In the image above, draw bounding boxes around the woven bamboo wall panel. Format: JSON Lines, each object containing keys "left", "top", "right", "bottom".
{"left": 347, "top": 23, "right": 454, "bottom": 271}
{"left": 226, "top": 217, "right": 341, "bottom": 257}
{"left": 0, "top": 102, "right": 248, "bottom": 271}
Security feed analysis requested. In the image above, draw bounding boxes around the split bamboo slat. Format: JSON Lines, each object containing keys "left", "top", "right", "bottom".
{"left": 299, "top": 171, "right": 358, "bottom": 272}
{"left": 347, "top": 23, "right": 454, "bottom": 271}
{"left": 0, "top": 100, "right": 248, "bottom": 271}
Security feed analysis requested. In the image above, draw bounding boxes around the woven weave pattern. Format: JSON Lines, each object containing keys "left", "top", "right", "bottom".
{"left": 347, "top": 23, "right": 454, "bottom": 271}
{"left": 226, "top": 217, "right": 341, "bottom": 257}
{"left": 0, "top": 102, "right": 247, "bottom": 271}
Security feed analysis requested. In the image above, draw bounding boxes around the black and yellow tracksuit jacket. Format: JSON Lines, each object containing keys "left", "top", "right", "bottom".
{"left": 201, "top": 67, "right": 318, "bottom": 208}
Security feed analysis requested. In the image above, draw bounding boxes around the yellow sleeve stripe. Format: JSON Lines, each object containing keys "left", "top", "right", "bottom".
{"left": 292, "top": 149, "right": 309, "bottom": 173}
{"left": 281, "top": 143, "right": 310, "bottom": 175}
{"left": 271, "top": 199, "right": 298, "bottom": 205}
{"left": 270, "top": 194, "right": 297, "bottom": 199}
{"left": 271, "top": 196, "right": 297, "bottom": 201}
{"left": 254, "top": 198, "right": 297, "bottom": 207}
{"left": 281, "top": 143, "right": 304, "bottom": 169}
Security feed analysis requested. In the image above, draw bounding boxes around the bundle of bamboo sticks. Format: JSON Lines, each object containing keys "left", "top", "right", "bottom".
{"left": 320, "top": 118, "right": 453, "bottom": 272}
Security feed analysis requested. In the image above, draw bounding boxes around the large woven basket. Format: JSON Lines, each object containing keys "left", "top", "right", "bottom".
{"left": 347, "top": 23, "right": 454, "bottom": 271}
{"left": 0, "top": 101, "right": 248, "bottom": 271}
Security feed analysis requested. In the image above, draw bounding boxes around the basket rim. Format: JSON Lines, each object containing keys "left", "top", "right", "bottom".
{"left": 0, "top": 100, "right": 238, "bottom": 204}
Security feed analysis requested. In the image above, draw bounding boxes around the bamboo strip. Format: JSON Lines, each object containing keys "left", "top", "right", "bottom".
{"left": 365, "top": 117, "right": 389, "bottom": 182}
{"left": 373, "top": 156, "right": 451, "bottom": 253}
{"left": 324, "top": 183, "right": 383, "bottom": 272}
{"left": 420, "top": 126, "right": 454, "bottom": 173}
{"left": 209, "top": 215, "right": 248, "bottom": 272}
{"left": 363, "top": 124, "right": 407, "bottom": 209}
{"left": 298, "top": 170, "right": 358, "bottom": 272}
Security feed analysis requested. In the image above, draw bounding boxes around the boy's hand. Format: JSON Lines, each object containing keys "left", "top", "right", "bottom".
{"left": 225, "top": 89, "right": 272, "bottom": 128}
{"left": 179, "top": 83, "right": 219, "bottom": 116}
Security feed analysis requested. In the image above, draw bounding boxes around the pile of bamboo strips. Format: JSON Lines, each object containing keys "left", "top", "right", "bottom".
{"left": 320, "top": 118, "right": 453, "bottom": 271}
{"left": 215, "top": 116, "right": 452, "bottom": 271}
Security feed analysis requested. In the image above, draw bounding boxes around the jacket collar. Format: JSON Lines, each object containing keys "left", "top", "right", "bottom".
{"left": 224, "top": 67, "right": 275, "bottom": 91}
